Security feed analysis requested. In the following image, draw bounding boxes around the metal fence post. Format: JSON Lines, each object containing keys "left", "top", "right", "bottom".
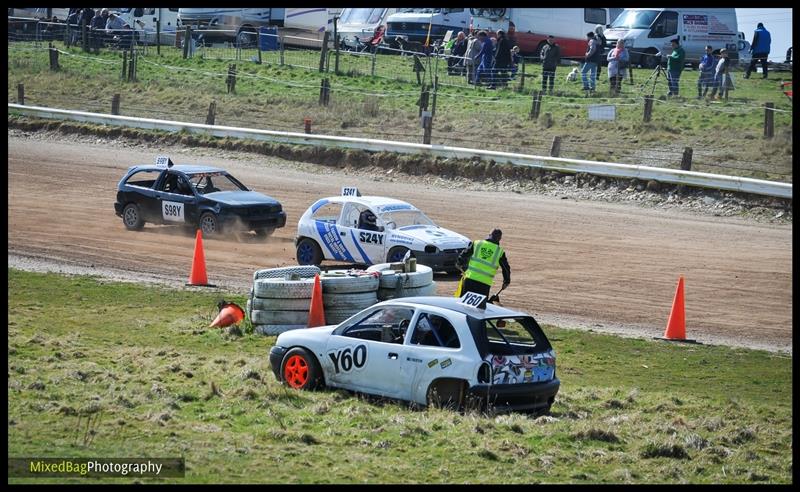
{"left": 182, "top": 26, "right": 191, "bottom": 59}
{"left": 333, "top": 15, "right": 340, "bottom": 75}
{"left": 371, "top": 50, "right": 377, "bottom": 77}
{"left": 764, "top": 102, "right": 775, "bottom": 139}
{"left": 121, "top": 50, "right": 128, "bottom": 80}
{"left": 431, "top": 75, "right": 438, "bottom": 118}
{"left": 518, "top": 57, "right": 525, "bottom": 92}
{"left": 156, "top": 19, "right": 160, "bottom": 55}
{"left": 279, "top": 34, "right": 285, "bottom": 66}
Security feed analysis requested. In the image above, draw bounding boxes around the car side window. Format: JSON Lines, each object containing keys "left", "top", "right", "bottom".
{"left": 410, "top": 313, "right": 460, "bottom": 348}
{"left": 342, "top": 307, "right": 415, "bottom": 344}
{"left": 311, "top": 202, "right": 343, "bottom": 224}
{"left": 124, "top": 169, "right": 161, "bottom": 189}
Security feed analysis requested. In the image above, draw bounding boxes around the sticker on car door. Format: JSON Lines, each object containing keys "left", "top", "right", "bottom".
{"left": 162, "top": 201, "right": 185, "bottom": 222}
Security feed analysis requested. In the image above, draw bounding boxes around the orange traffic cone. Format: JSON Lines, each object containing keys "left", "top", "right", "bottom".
{"left": 210, "top": 301, "right": 245, "bottom": 328}
{"left": 656, "top": 276, "right": 698, "bottom": 343}
{"left": 186, "top": 229, "right": 215, "bottom": 287}
{"left": 307, "top": 274, "right": 326, "bottom": 327}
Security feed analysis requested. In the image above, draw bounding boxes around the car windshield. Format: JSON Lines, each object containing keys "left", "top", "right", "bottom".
{"left": 610, "top": 9, "right": 659, "bottom": 29}
{"left": 188, "top": 172, "right": 247, "bottom": 194}
{"left": 379, "top": 210, "right": 435, "bottom": 228}
{"left": 340, "top": 8, "right": 384, "bottom": 25}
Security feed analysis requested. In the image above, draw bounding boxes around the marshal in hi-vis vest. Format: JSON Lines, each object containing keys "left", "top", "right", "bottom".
{"left": 464, "top": 240, "right": 503, "bottom": 286}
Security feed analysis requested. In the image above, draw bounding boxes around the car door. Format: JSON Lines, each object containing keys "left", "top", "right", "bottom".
{"left": 154, "top": 171, "right": 197, "bottom": 226}
{"left": 403, "top": 310, "right": 464, "bottom": 402}
{"left": 323, "top": 306, "right": 415, "bottom": 398}
{"left": 337, "top": 202, "right": 386, "bottom": 265}
{"left": 121, "top": 168, "right": 163, "bottom": 222}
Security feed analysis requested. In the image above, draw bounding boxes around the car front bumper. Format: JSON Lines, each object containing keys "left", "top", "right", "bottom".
{"left": 467, "top": 378, "right": 560, "bottom": 414}
{"left": 269, "top": 345, "right": 288, "bottom": 381}
{"left": 413, "top": 248, "right": 463, "bottom": 272}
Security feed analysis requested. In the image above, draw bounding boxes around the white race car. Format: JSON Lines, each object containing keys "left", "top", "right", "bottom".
{"left": 269, "top": 296, "right": 560, "bottom": 413}
{"left": 295, "top": 189, "right": 470, "bottom": 273}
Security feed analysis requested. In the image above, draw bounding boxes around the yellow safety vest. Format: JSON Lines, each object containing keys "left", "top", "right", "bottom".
{"left": 464, "top": 240, "right": 503, "bottom": 287}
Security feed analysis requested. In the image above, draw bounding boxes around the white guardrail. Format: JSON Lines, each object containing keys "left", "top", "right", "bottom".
{"left": 8, "top": 104, "right": 792, "bottom": 199}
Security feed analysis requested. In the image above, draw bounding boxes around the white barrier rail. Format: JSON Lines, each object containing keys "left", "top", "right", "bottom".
{"left": 8, "top": 103, "right": 792, "bottom": 199}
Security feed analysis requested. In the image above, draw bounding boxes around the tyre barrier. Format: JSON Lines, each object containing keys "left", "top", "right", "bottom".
{"left": 377, "top": 280, "right": 437, "bottom": 301}
{"left": 253, "top": 265, "right": 321, "bottom": 281}
{"left": 251, "top": 309, "right": 309, "bottom": 326}
{"left": 366, "top": 263, "right": 434, "bottom": 289}
{"left": 319, "top": 270, "right": 380, "bottom": 294}
{"left": 253, "top": 278, "right": 315, "bottom": 299}
{"left": 252, "top": 297, "right": 312, "bottom": 311}
{"left": 325, "top": 309, "right": 361, "bottom": 325}
{"left": 322, "top": 291, "right": 378, "bottom": 311}
{"left": 255, "top": 324, "right": 306, "bottom": 336}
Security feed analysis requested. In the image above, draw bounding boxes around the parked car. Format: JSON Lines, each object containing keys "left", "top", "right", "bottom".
{"left": 270, "top": 296, "right": 560, "bottom": 413}
{"left": 295, "top": 189, "right": 469, "bottom": 272}
{"left": 114, "top": 157, "right": 286, "bottom": 236}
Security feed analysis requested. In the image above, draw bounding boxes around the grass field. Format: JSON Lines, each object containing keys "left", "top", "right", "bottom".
{"left": 7, "top": 268, "right": 792, "bottom": 484}
{"left": 6, "top": 41, "right": 793, "bottom": 182}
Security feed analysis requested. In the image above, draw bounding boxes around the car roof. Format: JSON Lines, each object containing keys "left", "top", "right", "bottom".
{"left": 323, "top": 196, "right": 419, "bottom": 211}
{"left": 131, "top": 164, "right": 227, "bottom": 175}
{"left": 382, "top": 296, "right": 529, "bottom": 319}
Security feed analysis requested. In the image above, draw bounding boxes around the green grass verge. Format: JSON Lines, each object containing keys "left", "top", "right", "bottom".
{"left": 7, "top": 41, "right": 793, "bottom": 182}
{"left": 7, "top": 268, "right": 792, "bottom": 483}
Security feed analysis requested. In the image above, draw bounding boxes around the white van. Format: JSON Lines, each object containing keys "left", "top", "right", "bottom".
{"left": 337, "top": 7, "right": 397, "bottom": 50}
{"left": 604, "top": 8, "right": 739, "bottom": 68}
{"left": 115, "top": 8, "right": 179, "bottom": 45}
{"left": 385, "top": 8, "right": 471, "bottom": 46}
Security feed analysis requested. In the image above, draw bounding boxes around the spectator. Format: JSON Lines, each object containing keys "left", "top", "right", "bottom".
{"left": 708, "top": 48, "right": 731, "bottom": 100}
{"left": 493, "top": 29, "right": 512, "bottom": 86}
{"left": 510, "top": 45, "right": 521, "bottom": 79}
{"left": 66, "top": 8, "right": 81, "bottom": 44}
{"left": 581, "top": 31, "right": 601, "bottom": 95}
{"left": 606, "top": 39, "right": 629, "bottom": 97}
{"left": 697, "top": 45, "right": 715, "bottom": 99}
{"left": 465, "top": 32, "right": 481, "bottom": 84}
{"left": 79, "top": 7, "right": 94, "bottom": 28}
{"left": 540, "top": 36, "right": 560, "bottom": 95}
{"left": 90, "top": 8, "right": 109, "bottom": 49}
{"left": 666, "top": 37, "right": 685, "bottom": 97}
{"left": 745, "top": 22, "right": 771, "bottom": 79}
{"left": 448, "top": 31, "right": 467, "bottom": 74}
{"left": 594, "top": 24, "right": 606, "bottom": 81}
{"left": 475, "top": 31, "right": 495, "bottom": 88}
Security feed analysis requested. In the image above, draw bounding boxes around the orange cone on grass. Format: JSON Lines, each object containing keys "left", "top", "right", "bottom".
{"left": 656, "top": 275, "right": 697, "bottom": 343}
{"left": 186, "top": 229, "right": 215, "bottom": 287}
{"left": 210, "top": 301, "right": 245, "bottom": 328}
{"left": 307, "top": 274, "right": 326, "bottom": 327}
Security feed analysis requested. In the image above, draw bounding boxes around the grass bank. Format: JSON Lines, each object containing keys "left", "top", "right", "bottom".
{"left": 6, "top": 41, "right": 793, "bottom": 182}
{"left": 7, "top": 268, "right": 792, "bottom": 483}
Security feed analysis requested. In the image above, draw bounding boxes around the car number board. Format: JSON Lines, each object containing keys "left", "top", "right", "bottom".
{"left": 162, "top": 201, "right": 185, "bottom": 222}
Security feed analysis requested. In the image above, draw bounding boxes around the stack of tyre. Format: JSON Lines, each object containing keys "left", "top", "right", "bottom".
{"left": 318, "top": 270, "right": 380, "bottom": 325}
{"left": 247, "top": 266, "right": 321, "bottom": 336}
{"left": 366, "top": 263, "right": 437, "bottom": 301}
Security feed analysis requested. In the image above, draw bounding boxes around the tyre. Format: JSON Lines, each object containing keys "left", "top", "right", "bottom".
{"left": 325, "top": 309, "right": 360, "bottom": 325}
{"left": 252, "top": 297, "right": 312, "bottom": 311}
{"left": 253, "top": 265, "right": 321, "bottom": 281}
{"left": 236, "top": 28, "right": 257, "bottom": 48}
{"left": 377, "top": 281, "right": 437, "bottom": 301}
{"left": 253, "top": 278, "right": 314, "bottom": 299}
{"left": 320, "top": 272, "right": 380, "bottom": 294}
{"left": 122, "top": 203, "right": 144, "bottom": 231}
{"left": 251, "top": 309, "right": 309, "bottom": 325}
{"left": 296, "top": 238, "right": 323, "bottom": 266}
{"left": 367, "top": 263, "right": 434, "bottom": 289}
{"left": 280, "top": 347, "right": 324, "bottom": 390}
{"left": 322, "top": 291, "right": 378, "bottom": 310}
{"left": 254, "top": 228, "right": 275, "bottom": 238}
{"left": 534, "top": 40, "right": 547, "bottom": 60}
{"left": 199, "top": 212, "right": 220, "bottom": 236}
{"left": 426, "top": 379, "right": 466, "bottom": 410}
{"left": 254, "top": 324, "right": 306, "bottom": 336}
{"left": 386, "top": 246, "right": 411, "bottom": 264}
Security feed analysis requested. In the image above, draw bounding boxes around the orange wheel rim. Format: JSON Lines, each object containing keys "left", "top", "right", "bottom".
{"left": 284, "top": 355, "right": 309, "bottom": 388}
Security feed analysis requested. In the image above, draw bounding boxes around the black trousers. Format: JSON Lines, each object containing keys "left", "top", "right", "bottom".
{"left": 746, "top": 53, "right": 769, "bottom": 78}
{"left": 461, "top": 278, "right": 492, "bottom": 309}
{"left": 541, "top": 69, "right": 555, "bottom": 92}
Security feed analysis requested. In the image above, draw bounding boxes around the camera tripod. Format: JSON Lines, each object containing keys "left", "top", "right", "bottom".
{"left": 640, "top": 56, "right": 671, "bottom": 96}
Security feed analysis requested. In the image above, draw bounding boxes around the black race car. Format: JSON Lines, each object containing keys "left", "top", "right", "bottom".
{"left": 113, "top": 158, "right": 286, "bottom": 236}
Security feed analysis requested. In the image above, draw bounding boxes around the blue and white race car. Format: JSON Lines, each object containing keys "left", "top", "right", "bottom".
{"left": 269, "top": 295, "right": 560, "bottom": 414}
{"left": 295, "top": 188, "right": 470, "bottom": 272}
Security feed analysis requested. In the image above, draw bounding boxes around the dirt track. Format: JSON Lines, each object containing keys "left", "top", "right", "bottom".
{"left": 8, "top": 136, "right": 793, "bottom": 353}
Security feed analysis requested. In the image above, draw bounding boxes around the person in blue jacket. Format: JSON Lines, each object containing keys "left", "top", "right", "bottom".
{"left": 745, "top": 23, "right": 771, "bottom": 79}
{"left": 474, "top": 31, "right": 496, "bottom": 88}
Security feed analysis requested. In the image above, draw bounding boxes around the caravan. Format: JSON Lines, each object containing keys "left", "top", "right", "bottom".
{"left": 336, "top": 8, "right": 397, "bottom": 50}
{"left": 385, "top": 8, "right": 471, "bottom": 46}
{"left": 115, "top": 8, "right": 179, "bottom": 45}
{"left": 603, "top": 8, "right": 739, "bottom": 68}
{"left": 468, "top": 9, "right": 623, "bottom": 59}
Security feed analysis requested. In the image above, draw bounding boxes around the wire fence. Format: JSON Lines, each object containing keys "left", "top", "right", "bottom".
{"left": 7, "top": 34, "right": 793, "bottom": 182}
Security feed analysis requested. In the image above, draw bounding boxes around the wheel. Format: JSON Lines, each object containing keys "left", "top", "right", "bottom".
{"left": 426, "top": 379, "right": 465, "bottom": 410}
{"left": 296, "top": 238, "right": 323, "bottom": 266}
{"left": 386, "top": 246, "right": 411, "bottom": 264}
{"left": 642, "top": 50, "right": 659, "bottom": 69}
{"left": 254, "top": 228, "right": 275, "bottom": 238}
{"left": 199, "top": 212, "right": 220, "bottom": 236}
{"left": 236, "top": 28, "right": 256, "bottom": 48}
{"left": 281, "top": 347, "right": 324, "bottom": 390}
{"left": 122, "top": 203, "right": 144, "bottom": 231}
{"left": 535, "top": 40, "right": 547, "bottom": 60}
